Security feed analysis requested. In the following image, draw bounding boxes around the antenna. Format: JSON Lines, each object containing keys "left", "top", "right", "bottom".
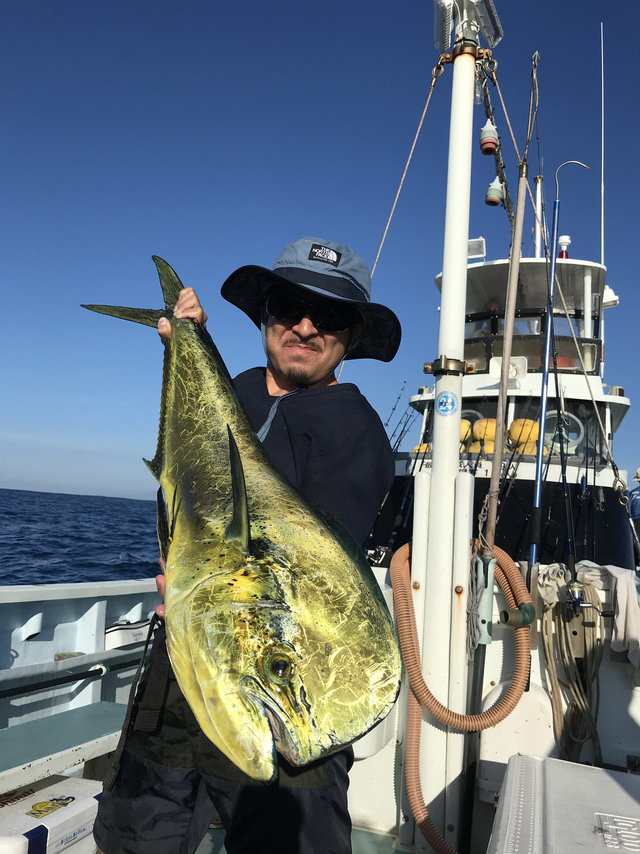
{"left": 600, "top": 22, "right": 605, "bottom": 266}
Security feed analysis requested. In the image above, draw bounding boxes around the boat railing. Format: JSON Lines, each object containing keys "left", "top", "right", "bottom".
{"left": 0, "top": 643, "right": 148, "bottom": 794}
{"left": 0, "top": 643, "right": 145, "bottom": 702}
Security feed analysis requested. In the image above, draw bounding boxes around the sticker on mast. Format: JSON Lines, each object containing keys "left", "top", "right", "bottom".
{"left": 435, "top": 391, "right": 458, "bottom": 416}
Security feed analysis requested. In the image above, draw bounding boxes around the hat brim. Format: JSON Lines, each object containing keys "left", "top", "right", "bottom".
{"left": 221, "top": 265, "right": 401, "bottom": 362}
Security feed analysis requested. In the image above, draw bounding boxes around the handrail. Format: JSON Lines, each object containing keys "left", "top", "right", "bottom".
{"left": 0, "top": 643, "right": 146, "bottom": 699}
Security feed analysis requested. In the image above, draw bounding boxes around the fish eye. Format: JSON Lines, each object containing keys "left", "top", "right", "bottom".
{"left": 273, "top": 659, "right": 289, "bottom": 678}
{"left": 263, "top": 649, "right": 295, "bottom": 685}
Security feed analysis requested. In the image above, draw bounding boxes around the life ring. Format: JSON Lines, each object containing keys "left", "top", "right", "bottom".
{"left": 543, "top": 411, "right": 584, "bottom": 454}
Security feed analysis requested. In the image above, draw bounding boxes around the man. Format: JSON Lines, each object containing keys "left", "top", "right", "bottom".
{"left": 628, "top": 467, "right": 640, "bottom": 540}
{"left": 94, "top": 236, "right": 401, "bottom": 854}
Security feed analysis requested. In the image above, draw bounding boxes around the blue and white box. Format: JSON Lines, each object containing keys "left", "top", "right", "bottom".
{"left": 0, "top": 776, "right": 102, "bottom": 853}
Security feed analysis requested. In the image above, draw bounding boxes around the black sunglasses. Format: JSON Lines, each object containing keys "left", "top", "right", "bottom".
{"left": 265, "top": 292, "right": 358, "bottom": 334}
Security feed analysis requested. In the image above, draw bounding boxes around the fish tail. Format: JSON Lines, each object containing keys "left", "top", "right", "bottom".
{"left": 152, "top": 255, "right": 184, "bottom": 310}
{"left": 81, "top": 256, "right": 185, "bottom": 326}
{"left": 80, "top": 304, "right": 168, "bottom": 326}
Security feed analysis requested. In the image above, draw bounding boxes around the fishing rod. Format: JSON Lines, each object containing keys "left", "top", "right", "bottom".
{"left": 549, "top": 320, "right": 577, "bottom": 579}
{"left": 392, "top": 410, "right": 419, "bottom": 452}
{"left": 529, "top": 160, "right": 588, "bottom": 573}
{"left": 385, "top": 381, "right": 407, "bottom": 428}
{"left": 495, "top": 393, "right": 535, "bottom": 511}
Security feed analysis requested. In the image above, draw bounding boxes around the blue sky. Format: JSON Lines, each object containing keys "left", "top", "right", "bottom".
{"left": 2, "top": 0, "right": 638, "bottom": 500}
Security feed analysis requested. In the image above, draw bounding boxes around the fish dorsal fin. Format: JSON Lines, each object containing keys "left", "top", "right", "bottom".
{"left": 224, "top": 425, "right": 250, "bottom": 554}
{"left": 152, "top": 256, "right": 184, "bottom": 311}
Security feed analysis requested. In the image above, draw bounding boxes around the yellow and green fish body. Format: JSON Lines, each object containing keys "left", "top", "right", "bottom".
{"left": 83, "top": 256, "right": 401, "bottom": 781}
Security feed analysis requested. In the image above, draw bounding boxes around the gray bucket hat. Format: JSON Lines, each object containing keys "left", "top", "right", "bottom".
{"left": 220, "top": 236, "right": 401, "bottom": 362}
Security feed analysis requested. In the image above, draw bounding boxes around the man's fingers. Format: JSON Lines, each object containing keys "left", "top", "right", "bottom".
{"left": 157, "top": 290, "right": 207, "bottom": 335}
{"left": 158, "top": 317, "right": 171, "bottom": 340}
{"left": 155, "top": 572, "right": 166, "bottom": 618}
{"left": 173, "top": 288, "right": 207, "bottom": 326}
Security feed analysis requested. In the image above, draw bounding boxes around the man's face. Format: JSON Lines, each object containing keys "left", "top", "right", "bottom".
{"left": 263, "top": 289, "right": 362, "bottom": 391}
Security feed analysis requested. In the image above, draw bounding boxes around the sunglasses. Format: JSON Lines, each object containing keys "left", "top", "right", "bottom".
{"left": 265, "top": 292, "right": 358, "bottom": 334}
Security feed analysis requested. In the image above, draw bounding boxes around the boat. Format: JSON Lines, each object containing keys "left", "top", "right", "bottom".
{"left": 2, "top": 2, "right": 640, "bottom": 852}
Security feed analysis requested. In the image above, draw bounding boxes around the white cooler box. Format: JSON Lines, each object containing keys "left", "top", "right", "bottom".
{"left": 487, "top": 754, "right": 640, "bottom": 853}
{"left": 0, "top": 776, "right": 102, "bottom": 853}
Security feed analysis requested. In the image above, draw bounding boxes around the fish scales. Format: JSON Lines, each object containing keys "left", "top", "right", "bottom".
{"left": 82, "top": 256, "right": 401, "bottom": 782}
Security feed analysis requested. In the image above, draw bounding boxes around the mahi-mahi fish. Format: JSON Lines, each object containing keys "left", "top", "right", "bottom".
{"left": 83, "top": 256, "right": 401, "bottom": 782}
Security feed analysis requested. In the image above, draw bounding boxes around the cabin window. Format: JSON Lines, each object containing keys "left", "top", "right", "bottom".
{"left": 462, "top": 340, "right": 488, "bottom": 373}
{"left": 412, "top": 398, "right": 609, "bottom": 467}
{"left": 463, "top": 335, "right": 599, "bottom": 374}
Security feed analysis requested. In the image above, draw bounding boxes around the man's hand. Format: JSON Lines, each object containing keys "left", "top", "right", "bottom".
{"left": 158, "top": 287, "right": 208, "bottom": 340}
{"left": 156, "top": 560, "right": 166, "bottom": 618}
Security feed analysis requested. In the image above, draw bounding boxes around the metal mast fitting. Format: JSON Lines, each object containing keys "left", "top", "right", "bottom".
{"left": 434, "top": 0, "right": 503, "bottom": 52}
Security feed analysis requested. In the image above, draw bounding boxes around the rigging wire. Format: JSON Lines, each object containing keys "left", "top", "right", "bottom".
{"left": 487, "top": 55, "right": 627, "bottom": 502}
{"left": 371, "top": 56, "right": 446, "bottom": 277}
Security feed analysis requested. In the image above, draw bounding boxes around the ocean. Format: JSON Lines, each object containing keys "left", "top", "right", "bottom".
{"left": 0, "top": 488, "right": 159, "bottom": 585}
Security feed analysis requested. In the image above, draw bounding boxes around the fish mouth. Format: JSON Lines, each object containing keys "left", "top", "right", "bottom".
{"left": 240, "top": 675, "right": 308, "bottom": 766}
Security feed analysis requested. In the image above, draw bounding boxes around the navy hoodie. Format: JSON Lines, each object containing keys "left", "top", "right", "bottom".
{"left": 234, "top": 367, "right": 394, "bottom": 547}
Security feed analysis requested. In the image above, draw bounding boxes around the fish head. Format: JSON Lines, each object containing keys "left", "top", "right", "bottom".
{"left": 166, "top": 562, "right": 323, "bottom": 782}
{"left": 166, "top": 554, "right": 399, "bottom": 782}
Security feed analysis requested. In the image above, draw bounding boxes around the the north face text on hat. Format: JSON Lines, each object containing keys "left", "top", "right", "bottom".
{"left": 309, "top": 244, "right": 342, "bottom": 267}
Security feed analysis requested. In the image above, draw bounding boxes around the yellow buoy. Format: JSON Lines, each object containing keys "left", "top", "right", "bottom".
{"left": 508, "top": 418, "right": 539, "bottom": 446}
{"left": 472, "top": 418, "right": 496, "bottom": 441}
{"left": 468, "top": 440, "right": 495, "bottom": 455}
{"left": 460, "top": 419, "right": 472, "bottom": 443}
{"left": 517, "top": 442, "right": 547, "bottom": 456}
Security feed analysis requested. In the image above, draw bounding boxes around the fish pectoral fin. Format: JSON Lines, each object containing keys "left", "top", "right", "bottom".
{"left": 224, "top": 425, "right": 251, "bottom": 554}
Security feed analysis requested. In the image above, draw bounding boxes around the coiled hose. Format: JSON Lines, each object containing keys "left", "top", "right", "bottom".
{"left": 389, "top": 542, "right": 533, "bottom": 854}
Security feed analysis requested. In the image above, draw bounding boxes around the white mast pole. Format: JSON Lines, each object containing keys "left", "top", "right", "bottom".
{"left": 600, "top": 22, "right": 605, "bottom": 267}
{"left": 418, "top": 2, "right": 478, "bottom": 842}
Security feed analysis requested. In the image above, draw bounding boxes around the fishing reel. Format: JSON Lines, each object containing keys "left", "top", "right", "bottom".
{"left": 566, "top": 581, "right": 584, "bottom": 618}
{"left": 565, "top": 581, "right": 613, "bottom": 620}
{"left": 367, "top": 545, "right": 391, "bottom": 567}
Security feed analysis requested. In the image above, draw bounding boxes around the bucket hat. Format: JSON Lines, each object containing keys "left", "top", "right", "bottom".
{"left": 220, "top": 237, "right": 401, "bottom": 362}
